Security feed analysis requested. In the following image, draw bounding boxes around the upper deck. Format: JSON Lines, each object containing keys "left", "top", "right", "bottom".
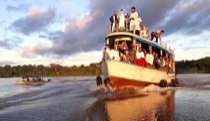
{"left": 106, "top": 31, "right": 174, "bottom": 56}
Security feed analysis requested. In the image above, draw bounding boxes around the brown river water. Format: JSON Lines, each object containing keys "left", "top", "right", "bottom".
{"left": 0, "top": 74, "right": 210, "bottom": 121}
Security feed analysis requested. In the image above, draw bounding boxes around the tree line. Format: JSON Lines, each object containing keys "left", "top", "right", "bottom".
{"left": 0, "top": 63, "right": 100, "bottom": 78}
{"left": 175, "top": 57, "right": 210, "bottom": 74}
{"left": 0, "top": 57, "right": 209, "bottom": 77}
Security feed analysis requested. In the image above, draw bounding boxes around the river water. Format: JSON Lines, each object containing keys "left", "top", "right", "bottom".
{"left": 0, "top": 74, "right": 210, "bottom": 121}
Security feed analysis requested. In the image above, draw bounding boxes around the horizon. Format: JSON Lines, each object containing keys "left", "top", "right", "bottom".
{"left": 0, "top": 0, "right": 210, "bottom": 66}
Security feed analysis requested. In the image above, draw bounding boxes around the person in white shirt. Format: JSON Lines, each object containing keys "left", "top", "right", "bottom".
{"left": 136, "top": 47, "right": 145, "bottom": 59}
{"left": 114, "top": 50, "right": 120, "bottom": 61}
{"left": 136, "top": 17, "right": 142, "bottom": 36}
{"left": 146, "top": 51, "right": 154, "bottom": 65}
{"left": 119, "top": 9, "right": 125, "bottom": 31}
{"left": 129, "top": 7, "right": 139, "bottom": 34}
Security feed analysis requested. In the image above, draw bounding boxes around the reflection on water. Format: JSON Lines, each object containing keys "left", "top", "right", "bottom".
{"left": 81, "top": 90, "right": 175, "bottom": 121}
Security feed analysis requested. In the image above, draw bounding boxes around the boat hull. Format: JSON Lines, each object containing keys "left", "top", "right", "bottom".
{"left": 16, "top": 80, "right": 48, "bottom": 86}
{"left": 102, "top": 60, "right": 175, "bottom": 89}
{"left": 109, "top": 76, "right": 159, "bottom": 89}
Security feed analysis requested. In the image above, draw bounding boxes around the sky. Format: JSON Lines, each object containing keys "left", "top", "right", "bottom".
{"left": 0, "top": 0, "right": 210, "bottom": 66}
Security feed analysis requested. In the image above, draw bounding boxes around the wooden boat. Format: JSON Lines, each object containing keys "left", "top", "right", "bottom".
{"left": 16, "top": 75, "right": 51, "bottom": 86}
{"left": 98, "top": 29, "right": 178, "bottom": 91}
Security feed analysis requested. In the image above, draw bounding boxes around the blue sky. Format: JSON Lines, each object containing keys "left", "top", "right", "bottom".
{"left": 0, "top": 0, "right": 210, "bottom": 66}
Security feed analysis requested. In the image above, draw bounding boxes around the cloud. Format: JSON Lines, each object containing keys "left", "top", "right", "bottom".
{"left": 156, "top": 0, "right": 210, "bottom": 35}
{"left": 22, "top": 0, "right": 209, "bottom": 59}
{"left": 6, "top": 3, "right": 29, "bottom": 12}
{"left": 20, "top": 42, "right": 51, "bottom": 58}
{"left": 0, "top": 36, "right": 23, "bottom": 50}
{"left": 31, "top": 0, "right": 180, "bottom": 57}
{"left": 10, "top": 6, "right": 56, "bottom": 35}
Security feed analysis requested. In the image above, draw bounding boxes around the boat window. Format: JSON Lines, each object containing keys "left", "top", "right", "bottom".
{"left": 140, "top": 43, "right": 149, "bottom": 53}
{"left": 109, "top": 37, "right": 115, "bottom": 49}
{"left": 153, "top": 47, "right": 161, "bottom": 57}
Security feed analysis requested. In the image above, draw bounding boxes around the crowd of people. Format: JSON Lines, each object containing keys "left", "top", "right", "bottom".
{"left": 102, "top": 6, "right": 174, "bottom": 73}
{"left": 109, "top": 6, "right": 164, "bottom": 44}
{"left": 103, "top": 43, "right": 174, "bottom": 72}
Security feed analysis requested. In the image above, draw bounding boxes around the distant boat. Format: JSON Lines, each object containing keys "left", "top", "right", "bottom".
{"left": 16, "top": 75, "right": 51, "bottom": 86}
{"left": 97, "top": 17, "right": 178, "bottom": 91}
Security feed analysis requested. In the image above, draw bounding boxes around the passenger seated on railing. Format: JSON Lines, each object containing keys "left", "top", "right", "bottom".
{"left": 146, "top": 51, "right": 154, "bottom": 66}
{"left": 109, "top": 49, "right": 116, "bottom": 60}
{"left": 140, "top": 26, "right": 147, "bottom": 38}
{"left": 136, "top": 47, "right": 147, "bottom": 67}
{"left": 112, "top": 49, "right": 120, "bottom": 61}
{"left": 151, "top": 30, "right": 164, "bottom": 43}
{"left": 128, "top": 46, "right": 136, "bottom": 64}
{"left": 118, "top": 41, "right": 128, "bottom": 53}
{"left": 109, "top": 10, "right": 119, "bottom": 32}
{"left": 119, "top": 9, "right": 125, "bottom": 32}
{"left": 125, "top": 14, "right": 130, "bottom": 32}
{"left": 145, "top": 27, "right": 150, "bottom": 39}
{"left": 129, "top": 7, "right": 139, "bottom": 35}
{"left": 119, "top": 52, "right": 128, "bottom": 62}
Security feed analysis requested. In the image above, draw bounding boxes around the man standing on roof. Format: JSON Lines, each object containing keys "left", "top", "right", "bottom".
{"left": 129, "top": 6, "right": 139, "bottom": 34}
{"left": 119, "top": 9, "right": 125, "bottom": 31}
{"left": 151, "top": 30, "right": 165, "bottom": 43}
{"left": 110, "top": 10, "right": 119, "bottom": 32}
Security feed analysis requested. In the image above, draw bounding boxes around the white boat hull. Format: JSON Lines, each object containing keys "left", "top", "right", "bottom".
{"left": 103, "top": 60, "right": 175, "bottom": 89}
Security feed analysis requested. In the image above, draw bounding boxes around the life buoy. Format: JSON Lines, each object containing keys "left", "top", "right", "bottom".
{"left": 159, "top": 79, "right": 167, "bottom": 87}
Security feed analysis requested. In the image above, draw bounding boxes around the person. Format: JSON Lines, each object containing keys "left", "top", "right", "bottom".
{"left": 146, "top": 51, "right": 154, "bottom": 66}
{"left": 129, "top": 7, "right": 139, "bottom": 34}
{"left": 109, "top": 49, "right": 116, "bottom": 60}
{"left": 140, "top": 26, "right": 146, "bottom": 38}
{"left": 145, "top": 27, "right": 150, "bottom": 39}
{"left": 114, "top": 49, "right": 120, "bottom": 61}
{"left": 128, "top": 46, "right": 136, "bottom": 64}
{"left": 119, "top": 52, "right": 128, "bottom": 62}
{"left": 109, "top": 10, "right": 119, "bottom": 32}
{"left": 153, "top": 53, "right": 160, "bottom": 69}
{"left": 160, "top": 56, "right": 166, "bottom": 67}
{"left": 119, "top": 9, "right": 125, "bottom": 31}
{"left": 136, "top": 47, "right": 147, "bottom": 67}
{"left": 151, "top": 30, "right": 164, "bottom": 43}
{"left": 125, "top": 14, "right": 130, "bottom": 32}
{"left": 136, "top": 47, "right": 145, "bottom": 59}
{"left": 118, "top": 41, "right": 128, "bottom": 53}
{"left": 134, "top": 15, "right": 141, "bottom": 35}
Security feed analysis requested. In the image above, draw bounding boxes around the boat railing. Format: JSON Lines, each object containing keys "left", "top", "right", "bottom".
{"left": 106, "top": 26, "right": 174, "bottom": 54}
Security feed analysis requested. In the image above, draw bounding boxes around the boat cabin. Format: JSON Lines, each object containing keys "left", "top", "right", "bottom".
{"left": 105, "top": 32, "right": 175, "bottom": 73}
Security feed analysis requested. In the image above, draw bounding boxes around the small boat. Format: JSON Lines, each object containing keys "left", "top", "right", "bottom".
{"left": 16, "top": 75, "right": 51, "bottom": 86}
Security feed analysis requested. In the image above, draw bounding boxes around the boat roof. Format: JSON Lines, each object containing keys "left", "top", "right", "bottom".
{"left": 106, "top": 32, "right": 174, "bottom": 56}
